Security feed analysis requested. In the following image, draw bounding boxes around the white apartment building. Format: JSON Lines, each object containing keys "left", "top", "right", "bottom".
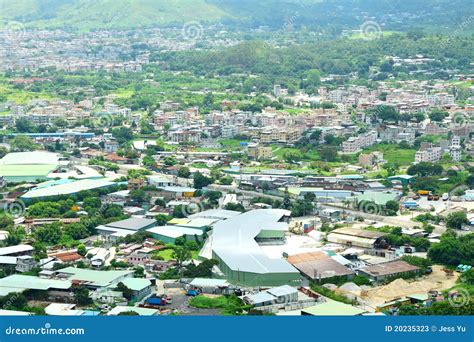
{"left": 426, "top": 93, "right": 455, "bottom": 107}
{"left": 450, "top": 135, "right": 462, "bottom": 162}
{"left": 415, "top": 147, "right": 442, "bottom": 163}
{"left": 342, "top": 131, "right": 378, "bottom": 154}
{"left": 221, "top": 125, "right": 238, "bottom": 138}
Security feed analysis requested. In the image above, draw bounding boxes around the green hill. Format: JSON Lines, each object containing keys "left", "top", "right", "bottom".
{"left": 0, "top": 0, "right": 472, "bottom": 31}
{"left": 0, "top": 0, "right": 231, "bottom": 30}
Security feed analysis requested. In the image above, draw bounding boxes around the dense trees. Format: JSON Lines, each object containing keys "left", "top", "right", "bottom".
{"left": 193, "top": 172, "right": 213, "bottom": 189}
{"left": 10, "top": 135, "right": 36, "bottom": 152}
{"left": 171, "top": 246, "right": 192, "bottom": 267}
{"left": 73, "top": 285, "right": 92, "bottom": 306}
{"left": 427, "top": 231, "right": 473, "bottom": 265}
{"left": 178, "top": 166, "right": 191, "bottom": 179}
{"left": 428, "top": 109, "right": 449, "bottom": 122}
{"left": 407, "top": 163, "right": 443, "bottom": 177}
{"left": 111, "top": 127, "right": 134, "bottom": 144}
{"left": 445, "top": 211, "right": 469, "bottom": 230}
{"left": 224, "top": 203, "right": 246, "bottom": 212}
{"left": 156, "top": 32, "right": 474, "bottom": 89}
{"left": 399, "top": 300, "right": 474, "bottom": 315}
{"left": 34, "top": 223, "right": 62, "bottom": 245}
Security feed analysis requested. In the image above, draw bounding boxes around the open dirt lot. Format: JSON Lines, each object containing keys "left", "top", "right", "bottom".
{"left": 338, "top": 265, "right": 459, "bottom": 309}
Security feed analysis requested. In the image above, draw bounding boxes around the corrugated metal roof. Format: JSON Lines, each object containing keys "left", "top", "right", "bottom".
{"left": 212, "top": 209, "right": 299, "bottom": 274}
{"left": 120, "top": 278, "right": 151, "bottom": 291}
{"left": 0, "top": 152, "right": 59, "bottom": 165}
{"left": 0, "top": 244, "right": 34, "bottom": 256}
{"left": 147, "top": 226, "right": 203, "bottom": 238}
{"left": 0, "top": 275, "right": 72, "bottom": 292}
{"left": 58, "top": 267, "right": 133, "bottom": 287}
{"left": 21, "top": 179, "right": 115, "bottom": 199}
{"left": 302, "top": 300, "right": 365, "bottom": 316}
{"left": 106, "top": 218, "right": 156, "bottom": 231}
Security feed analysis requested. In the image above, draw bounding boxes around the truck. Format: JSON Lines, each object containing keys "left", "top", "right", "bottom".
{"left": 186, "top": 289, "right": 202, "bottom": 297}
{"left": 403, "top": 201, "right": 418, "bottom": 209}
{"left": 145, "top": 296, "right": 169, "bottom": 306}
{"left": 417, "top": 190, "right": 431, "bottom": 196}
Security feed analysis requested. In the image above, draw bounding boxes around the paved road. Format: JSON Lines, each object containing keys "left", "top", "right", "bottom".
{"left": 104, "top": 246, "right": 116, "bottom": 266}
{"left": 207, "top": 184, "right": 285, "bottom": 201}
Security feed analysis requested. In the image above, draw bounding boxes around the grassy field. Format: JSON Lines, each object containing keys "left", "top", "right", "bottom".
{"left": 347, "top": 31, "right": 399, "bottom": 40}
{"left": 364, "top": 144, "right": 416, "bottom": 165}
{"left": 188, "top": 296, "right": 228, "bottom": 309}
{"left": 219, "top": 139, "right": 248, "bottom": 149}
{"left": 272, "top": 146, "right": 321, "bottom": 162}
{"left": 153, "top": 248, "right": 199, "bottom": 261}
{"left": 0, "top": 84, "right": 54, "bottom": 105}
{"left": 0, "top": 0, "right": 230, "bottom": 30}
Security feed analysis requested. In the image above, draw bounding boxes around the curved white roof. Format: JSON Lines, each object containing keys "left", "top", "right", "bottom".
{"left": 0, "top": 152, "right": 59, "bottom": 165}
{"left": 212, "top": 209, "right": 299, "bottom": 275}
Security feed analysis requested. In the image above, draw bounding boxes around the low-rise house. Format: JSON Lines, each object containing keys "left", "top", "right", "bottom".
{"left": 120, "top": 278, "right": 152, "bottom": 301}
{"left": 327, "top": 228, "right": 387, "bottom": 249}
{"left": 96, "top": 218, "right": 157, "bottom": 242}
{"left": 243, "top": 285, "right": 299, "bottom": 307}
{"left": 358, "top": 260, "right": 420, "bottom": 282}
{"left": 287, "top": 252, "right": 354, "bottom": 282}
{"left": 157, "top": 186, "right": 196, "bottom": 200}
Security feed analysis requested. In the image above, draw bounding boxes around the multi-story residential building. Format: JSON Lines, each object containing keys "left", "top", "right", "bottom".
{"left": 359, "top": 152, "right": 384, "bottom": 167}
{"left": 169, "top": 129, "right": 201, "bottom": 144}
{"left": 104, "top": 140, "right": 119, "bottom": 153}
{"left": 247, "top": 143, "right": 273, "bottom": 161}
{"left": 426, "top": 93, "right": 455, "bottom": 107}
{"left": 450, "top": 135, "right": 462, "bottom": 162}
{"left": 341, "top": 131, "right": 378, "bottom": 154}
{"left": 0, "top": 115, "right": 14, "bottom": 127}
{"left": 415, "top": 147, "right": 442, "bottom": 163}
{"left": 221, "top": 125, "right": 238, "bottom": 138}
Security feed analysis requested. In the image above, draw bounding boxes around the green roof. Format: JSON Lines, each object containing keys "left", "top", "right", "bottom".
{"left": 0, "top": 275, "right": 71, "bottom": 293}
{"left": 0, "top": 164, "right": 57, "bottom": 177}
{"left": 356, "top": 192, "right": 398, "bottom": 205}
{"left": 302, "top": 300, "right": 366, "bottom": 316}
{"left": 120, "top": 278, "right": 151, "bottom": 291}
{"left": 407, "top": 293, "right": 429, "bottom": 301}
{"left": 59, "top": 267, "right": 133, "bottom": 287}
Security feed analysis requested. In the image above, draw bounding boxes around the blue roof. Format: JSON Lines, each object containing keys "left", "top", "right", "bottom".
{"left": 11, "top": 132, "right": 95, "bottom": 138}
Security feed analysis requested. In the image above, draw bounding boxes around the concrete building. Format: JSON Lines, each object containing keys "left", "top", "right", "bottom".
{"left": 359, "top": 151, "right": 384, "bottom": 167}
{"left": 342, "top": 131, "right": 377, "bottom": 154}
{"left": 450, "top": 135, "right": 462, "bottom": 162}
{"left": 120, "top": 278, "right": 152, "bottom": 300}
{"left": 415, "top": 146, "right": 442, "bottom": 163}
{"left": 247, "top": 143, "right": 273, "bottom": 161}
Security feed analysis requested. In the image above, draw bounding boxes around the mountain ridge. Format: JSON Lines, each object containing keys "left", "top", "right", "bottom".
{"left": 0, "top": 0, "right": 473, "bottom": 31}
